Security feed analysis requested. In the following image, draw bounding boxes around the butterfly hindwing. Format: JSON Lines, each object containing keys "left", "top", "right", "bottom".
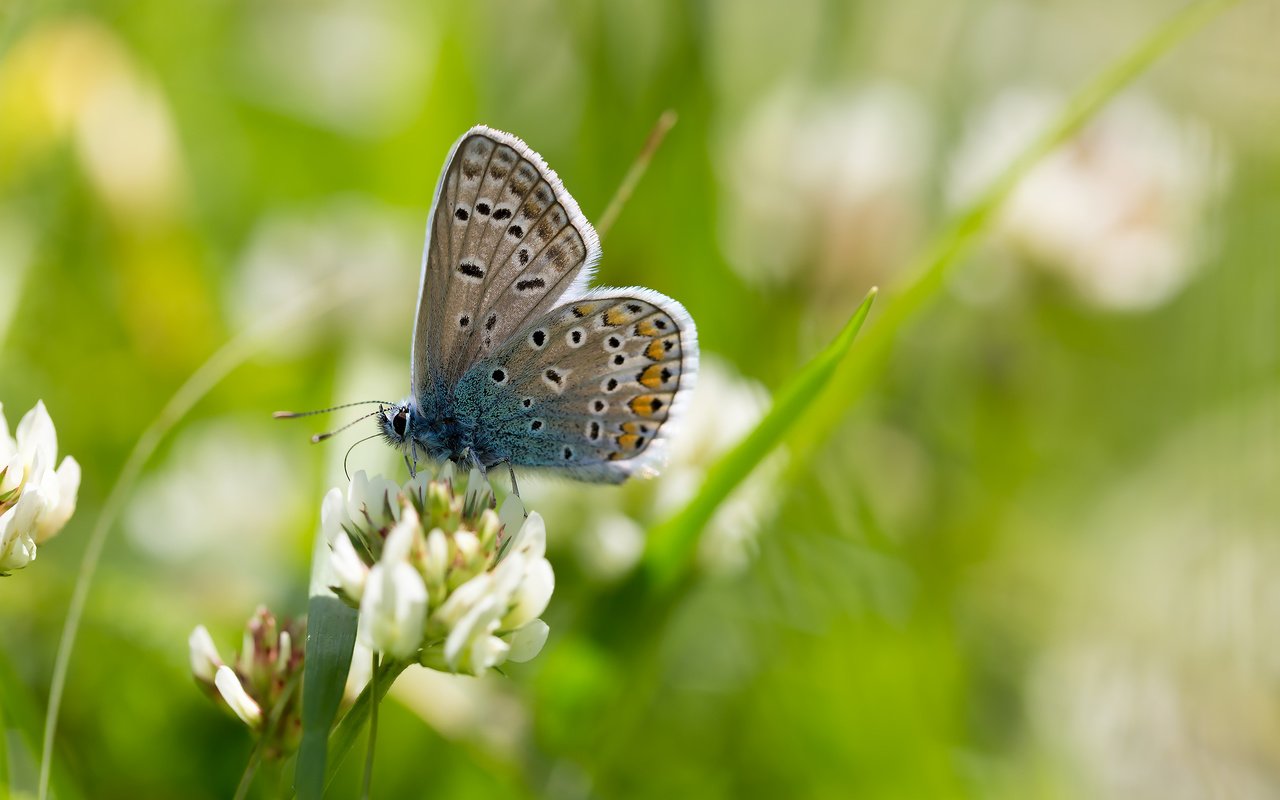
{"left": 412, "top": 127, "right": 600, "bottom": 404}
{"left": 462, "top": 289, "right": 699, "bottom": 483}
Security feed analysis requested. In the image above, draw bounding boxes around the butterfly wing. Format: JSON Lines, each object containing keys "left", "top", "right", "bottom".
{"left": 460, "top": 288, "right": 699, "bottom": 483}
{"left": 412, "top": 126, "right": 601, "bottom": 407}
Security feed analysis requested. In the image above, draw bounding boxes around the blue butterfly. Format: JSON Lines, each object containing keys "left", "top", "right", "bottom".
{"left": 377, "top": 126, "right": 698, "bottom": 486}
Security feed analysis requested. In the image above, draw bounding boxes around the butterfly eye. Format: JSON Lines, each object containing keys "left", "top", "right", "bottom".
{"left": 392, "top": 410, "right": 408, "bottom": 437}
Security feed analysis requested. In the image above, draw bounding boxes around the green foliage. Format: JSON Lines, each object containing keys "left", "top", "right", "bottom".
{"left": 295, "top": 596, "right": 358, "bottom": 800}
{"left": 1, "top": 0, "right": 1270, "bottom": 798}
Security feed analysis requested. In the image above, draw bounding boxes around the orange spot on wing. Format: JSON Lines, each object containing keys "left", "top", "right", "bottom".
{"left": 572, "top": 303, "right": 597, "bottom": 318}
{"left": 628, "top": 394, "right": 668, "bottom": 417}
{"left": 638, "top": 364, "right": 670, "bottom": 389}
{"left": 635, "top": 319, "right": 659, "bottom": 337}
{"left": 603, "top": 306, "right": 630, "bottom": 326}
{"left": 645, "top": 340, "right": 666, "bottom": 360}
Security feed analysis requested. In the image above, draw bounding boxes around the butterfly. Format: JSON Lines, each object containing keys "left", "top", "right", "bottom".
{"left": 377, "top": 126, "right": 698, "bottom": 486}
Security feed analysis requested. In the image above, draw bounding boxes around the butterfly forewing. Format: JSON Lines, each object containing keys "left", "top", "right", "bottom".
{"left": 413, "top": 127, "right": 600, "bottom": 403}
{"left": 468, "top": 289, "right": 699, "bottom": 483}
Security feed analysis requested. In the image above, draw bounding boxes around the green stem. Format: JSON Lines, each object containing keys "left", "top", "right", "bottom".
{"left": 326, "top": 660, "right": 407, "bottom": 793}
{"left": 360, "top": 653, "right": 380, "bottom": 800}
{"left": 37, "top": 271, "right": 372, "bottom": 800}
{"left": 232, "top": 738, "right": 267, "bottom": 800}
{"left": 596, "top": 110, "right": 678, "bottom": 240}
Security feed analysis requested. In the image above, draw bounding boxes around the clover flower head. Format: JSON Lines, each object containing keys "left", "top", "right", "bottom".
{"left": 189, "top": 607, "right": 305, "bottom": 757}
{"left": 323, "top": 464, "right": 553, "bottom": 676}
{"left": 1, "top": 400, "right": 81, "bottom": 575}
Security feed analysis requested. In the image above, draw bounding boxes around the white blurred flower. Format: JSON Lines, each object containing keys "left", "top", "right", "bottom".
{"left": 125, "top": 421, "right": 305, "bottom": 590}
{"left": 0, "top": 400, "right": 80, "bottom": 574}
{"left": 229, "top": 200, "right": 418, "bottom": 359}
{"left": 574, "top": 513, "right": 645, "bottom": 581}
{"left": 190, "top": 608, "right": 305, "bottom": 756}
{"left": 948, "top": 89, "right": 1230, "bottom": 311}
{"left": 718, "top": 82, "right": 932, "bottom": 291}
{"left": 503, "top": 619, "right": 550, "bottom": 663}
{"left": 188, "top": 625, "right": 223, "bottom": 683}
{"left": 329, "top": 531, "right": 370, "bottom": 602}
{"left": 326, "top": 466, "right": 554, "bottom": 676}
{"left": 1009, "top": 392, "right": 1280, "bottom": 798}
{"left": 237, "top": 0, "right": 436, "bottom": 137}
{"left": 536, "top": 357, "right": 778, "bottom": 579}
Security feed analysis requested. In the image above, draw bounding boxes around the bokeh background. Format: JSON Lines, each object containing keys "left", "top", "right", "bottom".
{"left": 2, "top": 0, "right": 1279, "bottom": 797}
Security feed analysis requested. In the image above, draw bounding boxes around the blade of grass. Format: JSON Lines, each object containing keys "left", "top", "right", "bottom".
{"left": 790, "top": 0, "right": 1243, "bottom": 461}
{"left": 294, "top": 596, "right": 359, "bottom": 800}
{"left": 38, "top": 270, "right": 372, "bottom": 800}
{"left": 643, "top": 288, "right": 878, "bottom": 588}
{"left": 628, "top": 0, "right": 1239, "bottom": 606}
{"left": 596, "top": 110, "right": 678, "bottom": 240}
{"left": 0, "top": 647, "right": 81, "bottom": 800}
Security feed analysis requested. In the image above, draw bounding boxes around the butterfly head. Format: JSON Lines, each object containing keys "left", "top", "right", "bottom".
{"left": 378, "top": 400, "right": 414, "bottom": 450}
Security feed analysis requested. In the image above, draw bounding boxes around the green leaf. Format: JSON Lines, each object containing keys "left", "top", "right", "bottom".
{"left": 294, "top": 596, "right": 358, "bottom": 800}
{"left": 642, "top": 288, "right": 878, "bottom": 588}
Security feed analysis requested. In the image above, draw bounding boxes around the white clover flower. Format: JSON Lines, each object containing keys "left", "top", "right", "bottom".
{"left": 718, "top": 82, "right": 932, "bottom": 291}
{"left": 948, "top": 88, "right": 1230, "bottom": 311}
{"left": 329, "top": 530, "right": 370, "bottom": 602}
{"left": 359, "top": 509, "right": 429, "bottom": 660}
{"left": 0, "top": 400, "right": 81, "bottom": 575}
{"left": 190, "top": 608, "right": 305, "bottom": 757}
{"left": 215, "top": 665, "right": 263, "bottom": 728}
{"left": 188, "top": 625, "right": 223, "bottom": 683}
{"left": 325, "top": 466, "right": 554, "bottom": 676}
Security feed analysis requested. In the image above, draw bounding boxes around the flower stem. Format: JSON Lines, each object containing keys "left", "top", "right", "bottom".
{"left": 360, "top": 652, "right": 381, "bottom": 800}
{"left": 324, "top": 659, "right": 407, "bottom": 794}
{"left": 596, "top": 109, "right": 678, "bottom": 240}
{"left": 233, "top": 738, "right": 266, "bottom": 800}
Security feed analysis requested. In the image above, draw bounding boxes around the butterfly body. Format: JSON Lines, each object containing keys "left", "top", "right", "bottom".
{"left": 380, "top": 126, "right": 697, "bottom": 484}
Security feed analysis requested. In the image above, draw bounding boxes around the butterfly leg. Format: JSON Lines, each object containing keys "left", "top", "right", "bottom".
{"left": 507, "top": 464, "right": 521, "bottom": 499}
{"left": 462, "top": 447, "right": 487, "bottom": 478}
{"left": 404, "top": 453, "right": 416, "bottom": 478}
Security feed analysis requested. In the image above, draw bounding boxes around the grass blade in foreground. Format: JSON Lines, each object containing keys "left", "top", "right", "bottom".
{"left": 294, "top": 597, "right": 358, "bottom": 800}
{"left": 643, "top": 288, "right": 878, "bottom": 588}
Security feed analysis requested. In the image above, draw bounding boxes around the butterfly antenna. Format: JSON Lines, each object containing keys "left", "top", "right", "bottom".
{"left": 344, "top": 432, "right": 382, "bottom": 480}
{"left": 273, "top": 400, "right": 395, "bottom": 420}
{"left": 310, "top": 408, "right": 387, "bottom": 443}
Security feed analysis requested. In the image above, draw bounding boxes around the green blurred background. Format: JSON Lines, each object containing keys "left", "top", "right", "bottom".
{"left": 2, "top": 0, "right": 1278, "bottom": 797}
